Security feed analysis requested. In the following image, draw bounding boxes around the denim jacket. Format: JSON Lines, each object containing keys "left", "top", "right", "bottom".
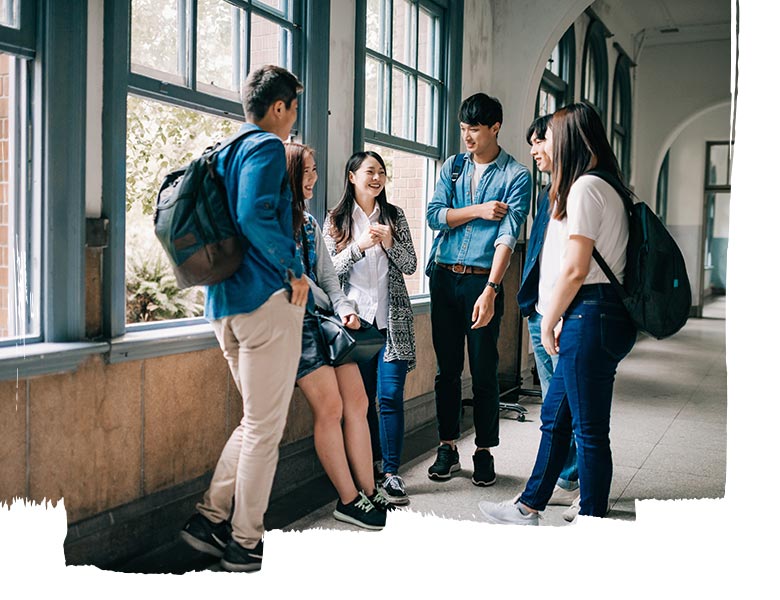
{"left": 205, "top": 123, "right": 303, "bottom": 321}
{"left": 426, "top": 149, "right": 531, "bottom": 270}
{"left": 516, "top": 186, "right": 551, "bottom": 317}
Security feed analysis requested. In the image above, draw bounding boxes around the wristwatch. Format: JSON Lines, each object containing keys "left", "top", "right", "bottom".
{"left": 485, "top": 281, "right": 501, "bottom": 293}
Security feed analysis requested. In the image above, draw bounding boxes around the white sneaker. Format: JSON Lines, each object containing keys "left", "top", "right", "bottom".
{"left": 562, "top": 495, "right": 580, "bottom": 522}
{"left": 548, "top": 485, "right": 580, "bottom": 505}
{"left": 478, "top": 500, "right": 539, "bottom": 526}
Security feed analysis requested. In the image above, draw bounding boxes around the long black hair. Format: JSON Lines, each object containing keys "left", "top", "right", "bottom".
{"left": 328, "top": 150, "right": 398, "bottom": 251}
{"left": 549, "top": 102, "right": 633, "bottom": 220}
{"left": 284, "top": 141, "right": 314, "bottom": 236}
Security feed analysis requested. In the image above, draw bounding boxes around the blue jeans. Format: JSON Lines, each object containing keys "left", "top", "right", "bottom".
{"left": 520, "top": 284, "right": 636, "bottom": 517}
{"left": 527, "top": 310, "right": 578, "bottom": 490}
{"left": 359, "top": 344, "right": 409, "bottom": 475}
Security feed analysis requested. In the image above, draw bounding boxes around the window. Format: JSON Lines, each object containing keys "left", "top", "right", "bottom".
{"left": 537, "top": 25, "right": 574, "bottom": 117}
{"left": 611, "top": 54, "right": 632, "bottom": 181}
{"left": 357, "top": 0, "right": 461, "bottom": 296}
{"left": 703, "top": 141, "right": 732, "bottom": 271}
{"left": 581, "top": 19, "right": 608, "bottom": 118}
{"left": 106, "top": 0, "right": 310, "bottom": 334}
{"left": 655, "top": 150, "right": 669, "bottom": 225}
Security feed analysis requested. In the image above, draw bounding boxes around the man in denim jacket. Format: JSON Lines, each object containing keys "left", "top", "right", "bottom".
{"left": 425, "top": 93, "right": 531, "bottom": 486}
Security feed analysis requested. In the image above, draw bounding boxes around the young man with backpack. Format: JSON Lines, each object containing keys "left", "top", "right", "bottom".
{"left": 179, "top": 65, "right": 309, "bottom": 572}
{"left": 425, "top": 93, "right": 531, "bottom": 486}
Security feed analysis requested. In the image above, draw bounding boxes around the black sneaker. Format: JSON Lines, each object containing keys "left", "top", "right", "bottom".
{"left": 380, "top": 474, "right": 410, "bottom": 505}
{"left": 373, "top": 460, "right": 384, "bottom": 486}
{"left": 180, "top": 513, "right": 232, "bottom": 557}
{"left": 220, "top": 538, "right": 263, "bottom": 572}
{"left": 333, "top": 491, "right": 386, "bottom": 530}
{"left": 472, "top": 449, "right": 496, "bottom": 486}
{"left": 427, "top": 444, "right": 461, "bottom": 480}
{"left": 368, "top": 487, "right": 397, "bottom": 512}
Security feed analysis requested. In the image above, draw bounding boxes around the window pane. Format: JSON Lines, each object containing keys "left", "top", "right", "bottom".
{"left": 0, "top": 0, "right": 18, "bottom": 28}
{"left": 365, "top": 143, "right": 434, "bottom": 295}
{"left": 416, "top": 79, "right": 437, "bottom": 146}
{"left": 125, "top": 95, "right": 240, "bottom": 324}
{"left": 131, "top": 0, "right": 186, "bottom": 83}
{"left": 364, "top": 56, "right": 388, "bottom": 132}
{"left": 613, "top": 86, "right": 622, "bottom": 127}
{"left": 366, "top": 0, "right": 389, "bottom": 55}
{"left": 538, "top": 87, "right": 556, "bottom": 116}
{"left": 417, "top": 8, "right": 439, "bottom": 77}
{"left": 708, "top": 144, "right": 731, "bottom": 186}
{"left": 251, "top": 0, "right": 292, "bottom": 19}
{"left": 0, "top": 53, "right": 39, "bottom": 343}
{"left": 197, "top": 0, "right": 245, "bottom": 95}
{"left": 548, "top": 43, "right": 560, "bottom": 77}
{"left": 391, "top": 0, "right": 415, "bottom": 68}
{"left": 250, "top": 12, "right": 292, "bottom": 72}
{"left": 391, "top": 67, "right": 414, "bottom": 140}
{"left": 584, "top": 48, "right": 597, "bottom": 104}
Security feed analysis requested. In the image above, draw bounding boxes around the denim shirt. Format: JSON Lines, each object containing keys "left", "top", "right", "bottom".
{"left": 426, "top": 149, "right": 531, "bottom": 270}
{"left": 517, "top": 186, "right": 551, "bottom": 317}
{"left": 204, "top": 123, "right": 303, "bottom": 321}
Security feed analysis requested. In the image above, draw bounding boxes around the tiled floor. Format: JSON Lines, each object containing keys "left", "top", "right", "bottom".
{"left": 286, "top": 311, "right": 727, "bottom": 531}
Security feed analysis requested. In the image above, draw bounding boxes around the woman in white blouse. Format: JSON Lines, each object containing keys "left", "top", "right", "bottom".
{"left": 479, "top": 103, "right": 637, "bottom": 524}
{"left": 323, "top": 151, "right": 417, "bottom": 506}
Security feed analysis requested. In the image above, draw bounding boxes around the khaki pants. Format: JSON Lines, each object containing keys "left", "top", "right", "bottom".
{"left": 197, "top": 290, "right": 304, "bottom": 548}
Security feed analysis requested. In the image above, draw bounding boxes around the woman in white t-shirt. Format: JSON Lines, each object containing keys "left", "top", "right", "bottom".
{"left": 479, "top": 102, "right": 637, "bottom": 523}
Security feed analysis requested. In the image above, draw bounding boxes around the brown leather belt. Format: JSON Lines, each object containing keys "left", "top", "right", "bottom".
{"left": 436, "top": 263, "right": 491, "bottom": 275}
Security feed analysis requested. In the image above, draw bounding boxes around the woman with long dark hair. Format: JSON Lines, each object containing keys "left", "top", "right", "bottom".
{"left": 323, "top": 150, "right": 417, "bottom": 506}
{"left": 479, "top": 103, "right": 637, "bottom": 523}
{"left": 284, "top": 143, "right": 391, "bottom": 529}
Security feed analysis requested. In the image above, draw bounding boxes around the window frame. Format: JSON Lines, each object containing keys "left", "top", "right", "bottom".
{"left": 611, "top": 53, "right": 632, "bottom": 181}
{"left": 537, "top": 24, "right": 574, "bottom": 117}
{"left": 581, "top": 18, "right": 608, "bottom": 118}
{"left": 103, "top": 0, "right": 328, "bottom": 348}
{"left": 655, "top": 149, "right": 669, "bottom": 225}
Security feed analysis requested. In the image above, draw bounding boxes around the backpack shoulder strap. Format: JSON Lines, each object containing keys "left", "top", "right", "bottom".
{"left": 450, "top": 153, "right": 466, "bottom": 193}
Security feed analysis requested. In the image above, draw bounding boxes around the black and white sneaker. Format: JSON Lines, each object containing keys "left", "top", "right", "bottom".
{"left": 427, "top": 444, "right": 461, "bottom": 480}
{"left": 220, "top": 538, "right": 263, "bottom": 572}
{"left": 381, "top": 474, "right": 410, "bottom": 505}
{"left": 180, "top": 513, "right": 232, "bottom": 557}
{"left": 333, "top": 491, "right": 386, "bottom": 530}
{"left": 472, "top": 449, "right": 496, "bottom": 487}
{"left": 368, "top": 487, "right": 397, "bottom": 512}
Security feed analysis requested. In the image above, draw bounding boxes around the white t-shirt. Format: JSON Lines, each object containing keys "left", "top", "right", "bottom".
{"left": 347, "top": 203, "right": 390, "bottom": 329}
{"left": 470, "top": 159, "right": 494, "bottom": 198}
{"left": 536, "top": 175, "right": 628, "bottom": 315}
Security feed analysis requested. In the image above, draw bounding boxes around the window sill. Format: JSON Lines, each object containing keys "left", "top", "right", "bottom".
{"left": 410, "top": 295, "right": 431, "bottom": 315}
{"left": 0, "top": 341, "right": 109, "bottom": 381}
{"left": 107, "top": 323, "right": 218, "bottom": 363}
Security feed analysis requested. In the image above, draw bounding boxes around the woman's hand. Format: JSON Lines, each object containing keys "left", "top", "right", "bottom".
{"left": 356, "top": 227, "right": 380, "bottom": 251}
{"left": 343, "top": 313, "right": 361, "bottom": 330}
{"left": 541, "top": 314, "right": 560, "bottom": 356}
{"left": 370, "top": 223, "right": 393, "bottom": 249}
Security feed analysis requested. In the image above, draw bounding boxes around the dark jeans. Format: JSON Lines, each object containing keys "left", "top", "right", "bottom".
{"left": 430, "top": 265, "right": 504, "bottom": 449}
{"left": 360, "top": 344, "right": 409, "bottom": 475}
{"left": 519, "top": 284, "right": 636, "bottom": 517}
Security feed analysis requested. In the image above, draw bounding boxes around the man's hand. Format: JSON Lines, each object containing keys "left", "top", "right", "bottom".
{"left": 289, "top": 274, "right": 310, "bottom": 307}
{"left": 343, "top": 313, "right": 361, "bottom": 330}
{"left": 475, "top": 201, "right": 509, "bottom": 221}
{"left": 471, "top": 287, "right": 496, "bottom": 329}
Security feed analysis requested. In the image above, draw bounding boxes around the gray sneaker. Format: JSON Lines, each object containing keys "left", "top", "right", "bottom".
{"left": 478, "top": 500, "right": 540, "bottom": 525}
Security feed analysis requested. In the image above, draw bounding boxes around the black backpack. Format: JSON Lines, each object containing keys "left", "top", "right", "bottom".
{"left": 153, "top": 129, "right": 258, "bottom": 288}
{"left": 587, "top": 170, "right": 691, "bottom": 339}
{"left": 424, "top": 153, "right": 466, "bottom": 277}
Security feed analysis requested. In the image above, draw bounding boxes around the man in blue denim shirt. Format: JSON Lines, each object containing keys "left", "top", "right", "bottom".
{"left": 180, "top": 65, "right": 309, "bottom": 572}
{"left": 425, "top": 93, "right": 531, "bottom": 486}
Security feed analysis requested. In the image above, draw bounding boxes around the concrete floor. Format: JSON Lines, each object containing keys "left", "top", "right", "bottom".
{"left": 286, "top": 301, "right": 727, "bottom": 531}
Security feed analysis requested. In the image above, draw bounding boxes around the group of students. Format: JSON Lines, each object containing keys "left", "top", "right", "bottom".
{"left": 178, "top": 64, "right": 637, "bottom": 572}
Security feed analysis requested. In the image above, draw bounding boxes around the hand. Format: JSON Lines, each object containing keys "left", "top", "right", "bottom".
{"left": 541, "top": 315, "right": 560, "bottom": 355}
{"left": 475, "top": 201, "right": 509, "bottom": 221}
{"left": 342, "top": 313, "right": 361, "bottom": 330}
{"left": 288, "top": 274, "right": 309, "bottom": 307}
{"left": 471, "top": 288, "right": 496, "bottom": 329}
{"left": 356, "top": 227, "right": 380, "bottom": 251}
{"left": 370, "top": 223, "right": 393, "bottom": 248}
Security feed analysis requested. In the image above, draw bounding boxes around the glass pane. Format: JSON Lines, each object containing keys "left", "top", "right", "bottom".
{"left": 391, "top": 0, "right": 415, "bottom": 68}
{"left": 251, "top": 0, "right": 292, "bottom": 19}
{"left": 584, "top": 48, "right": 597, "bottom": 104}
{"left": 613, "top": 86, "right": 622, "bottom": 127}
{"left": 197, "top": 0, "right": 244, "bottom": 95}
{"left": 417, "top": 8, "right": 439, "bottom": 77}
{"left": 0, "top": 0, "right": 18, "bottom": 28}
{"left": 538, "top": 87, "right": 557, "bottom": 116}
{"left": 250, "top": 13, "right": 292, "bottom": 72}
{"left": 125, "top": 95, "right": 240, "bottom": 324}
{"left": 416, "top": 79, "right": 437, "bottom": 146}
{"left": 391, "top": 67, "right": 413, "bottom": 140}
{"left": 708, "top": 144, "right": 731, "bottom": 186}
{"left": 548, "top": 43, "right": 560, "bottom": 77}
{"left": 364, "top": 56, "right": 388, "bottom": 132}
{"left": 0, "top": 53, "right": 39, "bottom": 342}
{"left": 366, "top": 0, "right": 389, "bottom": 55}
{"left": 365, "top": 143, "right": 434, "bottom": 295}
{"left": 131, "top": 0, "right": 186, "bottom": 82}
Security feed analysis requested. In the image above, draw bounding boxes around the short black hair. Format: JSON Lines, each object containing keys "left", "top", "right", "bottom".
{"left": 525, "top": 114, "right": 552, "bottom": 145}
{"left": 242, "top": 65, "right": 303, "bottom": 121}
{"left": 458, "top": 93, "right": 503, "bottom": 127}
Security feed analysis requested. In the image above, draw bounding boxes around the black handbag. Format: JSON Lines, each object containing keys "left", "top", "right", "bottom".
{"left": 311, "top": 307, "right": 385, "bottom": 366}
